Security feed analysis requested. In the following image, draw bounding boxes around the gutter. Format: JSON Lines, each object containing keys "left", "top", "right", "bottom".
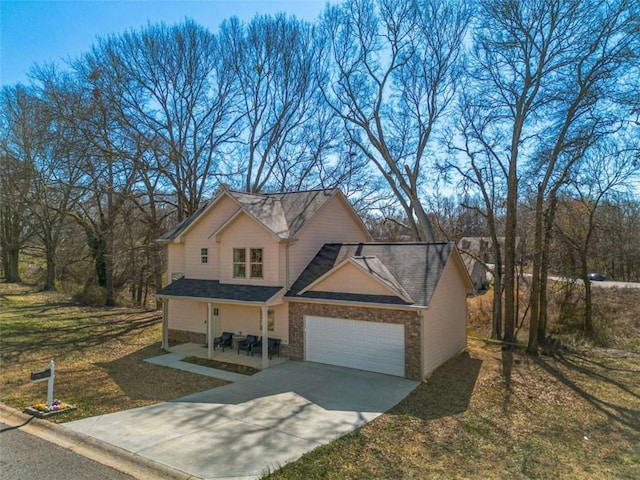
{"left": 284, "top": 295, "right": 427, "bottom": 312}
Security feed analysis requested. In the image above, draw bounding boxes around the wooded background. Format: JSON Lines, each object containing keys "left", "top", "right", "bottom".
{"left": 1, "top": 0, "right": 639, "bottom": 354}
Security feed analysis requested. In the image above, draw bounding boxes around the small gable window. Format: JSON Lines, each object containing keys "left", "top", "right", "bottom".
{"left": 250, "top": 248, "right": 263, "bottom": 278}
{"left": 201, "top": 248, "right": 208, "bottom": 264}
{"left": 233, "top": 248, "right": 246, "bottom": 277}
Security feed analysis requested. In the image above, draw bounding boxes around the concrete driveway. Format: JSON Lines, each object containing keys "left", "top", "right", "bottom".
{"left": 67, "top": 360, "right": 418, "bottom": 479}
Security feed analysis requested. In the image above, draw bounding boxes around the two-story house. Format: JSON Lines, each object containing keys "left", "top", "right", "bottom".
{"left": 156, "top": 187, "right": 473, "bottom": 380}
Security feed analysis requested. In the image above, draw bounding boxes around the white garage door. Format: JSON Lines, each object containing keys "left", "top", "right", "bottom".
{"left": 305, "top": 316, "right": 405, "bottom": 377}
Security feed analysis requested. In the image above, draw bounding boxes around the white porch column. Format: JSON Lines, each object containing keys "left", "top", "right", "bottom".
{"left": 261, "top": 305, "right": 269, "bottom": 369}
{"left": 207, "top": 303, "right": 214, "bottom": 359}
{"left": 161, "top": 299, "right": 169, "bottom": 350}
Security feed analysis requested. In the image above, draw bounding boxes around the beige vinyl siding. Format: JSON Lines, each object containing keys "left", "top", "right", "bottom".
{"left": 279, "top": 243, "right": 288, "bottom": 288}
{"left": 217, "top": 303, "right": 289, "bottom": 343}
{"left": 217, "top": 304, "right": 261, "bottom": 337}
{"left": 308, "top": 262, "right": 399, "bottom": 296}
{"left": 289, "top": 195, "right": 369, "bottom": 287}
{"left": 168, "top": 300, "right": 289, "bottom": 344}
{"left": 422, "top": 254, "right": 468, "bottom": 376}
{"left": 218, "top": 213, "right": 280, "bottom": 285}
{"left": 182, "top": 195, "right": 239, "bottom": 280}
{"left": 168, "top": 299, "right": 207, "bottom": 335}
{"left": 167, "top": 244, "right": 185, "bottom": 283}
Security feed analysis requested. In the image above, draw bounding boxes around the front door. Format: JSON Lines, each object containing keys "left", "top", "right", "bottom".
{"left": 211, "top": 305, "right": 221, "bottom": 338}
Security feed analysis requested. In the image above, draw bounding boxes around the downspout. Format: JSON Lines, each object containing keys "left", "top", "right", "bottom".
{"left": 285, "top": 241, "right": 291, "bottom": 289}
{"left": 419, "top": 309, "right": 428, "bottom": 380}
{"left": 162, "top": 299, "right": 169, "bottom": 350}
{"left": 207, "top": 303, "right": 213, "bottom": 359}
{"left": 261, "top": 305, "right": 269, "bottom": 369}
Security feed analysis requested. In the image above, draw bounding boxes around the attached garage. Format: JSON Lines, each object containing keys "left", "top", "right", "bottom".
{"left": 286, "top": 243, "right": 475, "bottom": 381}
{"left": 305, "top": 315, "right": 405, "bottom": 377}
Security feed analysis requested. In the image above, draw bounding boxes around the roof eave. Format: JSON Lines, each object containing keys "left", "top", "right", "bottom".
{"left": 284, "top": 295, "right": 424, "bottom": 311}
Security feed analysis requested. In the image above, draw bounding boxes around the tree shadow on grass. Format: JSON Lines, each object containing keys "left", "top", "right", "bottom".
{"left": 0, "top": 313, "right": 161, "bottom": 363}
{"left": 536, "top": 352, "right": 640, "bottom": 432}
{"left": 390, "top": 351, "right": 482, "bottom": 421}
{"left": 94, "top": 344, "right": 226, "bottom": 402}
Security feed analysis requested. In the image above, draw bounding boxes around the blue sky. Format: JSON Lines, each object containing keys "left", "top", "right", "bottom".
{"left": 1, "top": 0, "right": 329, "bottom": 86}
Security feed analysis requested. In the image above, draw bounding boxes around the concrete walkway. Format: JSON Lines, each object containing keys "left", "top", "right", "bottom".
{"left": 145, "top": 352, "right": 249, "bottom": 382}
{"left": 67, "top": 360, "right": 418, "bottom": 479}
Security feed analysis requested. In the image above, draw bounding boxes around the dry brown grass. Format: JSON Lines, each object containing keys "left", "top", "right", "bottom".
{"left": 268, "top": 285, "right": 640, "bottom": 479}
{"left": 267, "top": 340, "right": 640, "bottom": 479}
{"left": 467, "top": 284, "right": 640, "bottom": 351}
{"left": 0, "top": 283, "right": 226, "bottom": 422}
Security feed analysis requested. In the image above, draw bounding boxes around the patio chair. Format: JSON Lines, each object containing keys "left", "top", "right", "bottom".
{"left": 237, "top": 334, "right": 259, "bottom": 355}
{"left": 214, "top": 331, "right": 233, "bottom": 352}
{"left": 251, "top": 338, "right": 281, "bottom": 360}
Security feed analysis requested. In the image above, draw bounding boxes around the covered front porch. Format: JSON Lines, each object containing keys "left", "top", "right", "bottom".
{"left": 155, "top": 278, "right": 287, "bottom": 370}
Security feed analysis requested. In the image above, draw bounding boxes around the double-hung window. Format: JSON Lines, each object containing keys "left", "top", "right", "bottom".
{"left": 250, "top": 248, "right": 263, "bottom": 278}
{"left": 233, "top": 248, "right": 246, "bottom": 277}
{"left": 201, "top": 248, "right": 208, "bottom": 264}
{"left": 233, "top": 247, "right": 263, "bottom": 279}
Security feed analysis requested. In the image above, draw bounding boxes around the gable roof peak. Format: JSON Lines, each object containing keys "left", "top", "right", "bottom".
{"left": 157, "top": 187, "right": 354, "bottom": 243}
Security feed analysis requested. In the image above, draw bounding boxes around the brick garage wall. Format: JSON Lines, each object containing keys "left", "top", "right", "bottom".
{"left": 168, "top": 329, "right": 206, "bottom": 344}
{"left": 288, "top": 302, "right": 422, "bottom": 380}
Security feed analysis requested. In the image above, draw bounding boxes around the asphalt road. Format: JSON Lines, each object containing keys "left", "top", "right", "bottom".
{"left": 0, "top": 422, "right": 133, "bottom": 480}
{"left": 547, "top": 276, "right": 640, "bottom": 289}
{"left": 588, "top": 279, "right": 640, "bottom": 289}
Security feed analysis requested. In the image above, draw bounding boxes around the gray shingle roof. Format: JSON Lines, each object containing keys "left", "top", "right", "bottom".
{"left": 349, "top": 256, "right": 413, "bottom": 301}
{"left": 156, "top": 278, "right": 283, "bottom": 303}
{"left": 157, "top": 200, "right": 212, "bottom": 242}
{"left": 227, "top": 191, "right": 290, "bottom": 238}
{"left": 286, "top": 242, "right": 455, "bottom": 307}
{"left": 158, "top": 188, "right": 338, "bottom": 242}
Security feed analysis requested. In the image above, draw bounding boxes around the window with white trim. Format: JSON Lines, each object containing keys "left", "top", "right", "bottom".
{"left": 233, "top": 248, "right": 264, "bottom": 279}
{"left": 233, "top": 248, "right": 246, "bottom": 278}
{"left": 201, "top": 248, "right": 208, "bottom": 264}
{"left": 250, "top": 248, "right": 263, "bottom": 278}
{"left": 258, "top": 308, "right": 275, "bottom": 331}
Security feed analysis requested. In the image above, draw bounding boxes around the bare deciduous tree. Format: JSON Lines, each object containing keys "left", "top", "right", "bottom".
{"left": 86, "top": 20, "right": 237, "bottom": 220}
{"left": 454, "top": 0, "right": 639, "bottom": 346}
{"left": 219, "top": 14, "right": 341, "bottom": 193}
{"left": 320, "top": 0, "right": 470, "bottom": 241}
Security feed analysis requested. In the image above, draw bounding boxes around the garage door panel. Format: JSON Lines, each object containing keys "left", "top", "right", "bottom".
{"left": 305, "top": 316, "right": 404, "bottom": 377}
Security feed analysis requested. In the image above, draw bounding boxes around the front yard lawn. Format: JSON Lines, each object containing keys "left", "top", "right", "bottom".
{"left": 0, "top": 283, "right": 226, "bottom": 422}
{"left": 1, "top": 283, "right": 638, "bottom": 479}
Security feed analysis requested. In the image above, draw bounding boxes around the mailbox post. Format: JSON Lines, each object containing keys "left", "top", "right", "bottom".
{"left": 31, "top": 359, "right": 55, "bottom": 407}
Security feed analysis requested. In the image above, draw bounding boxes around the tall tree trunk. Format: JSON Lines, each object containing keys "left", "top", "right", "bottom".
{"left": 527, "top": 192, "right": 545, "bottom": 353}
{"left": 4, "top": 246, "right": 21, "bottom": 283}
{"left": 492, "top": 265, "right": 503, "bottom": 340}
{"left": 537, "top": 196, "right": 559, "bottom": 343}
{"left": 503, "top": 163, "right": 518, "bottom": 342}
{"left": 44, "top": 244, "right": 56, "bottom": 291}
{"left": 104, "top": 228, "right": 115, "bottom": 306}
{"left": 154, "top": 247, "right": 163, "bottom": 309}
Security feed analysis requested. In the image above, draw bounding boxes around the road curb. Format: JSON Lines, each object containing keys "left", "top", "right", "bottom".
{"left": 0, "top": 403, "right": 201, "bottom": 480}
